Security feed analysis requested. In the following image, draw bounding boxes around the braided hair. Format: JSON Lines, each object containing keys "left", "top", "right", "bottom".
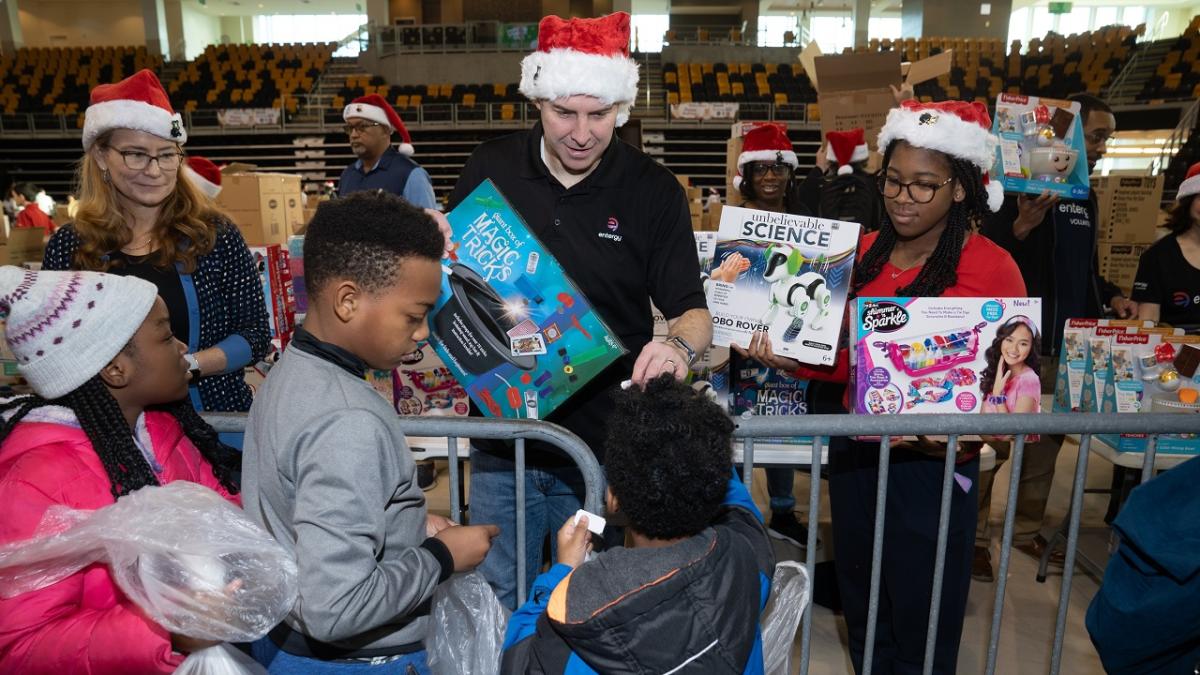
{"left": 852, "top": 140, "right": 991, "bottom": 297}
{"left": 0, "top": 376, "right": 240, "bottom": 500}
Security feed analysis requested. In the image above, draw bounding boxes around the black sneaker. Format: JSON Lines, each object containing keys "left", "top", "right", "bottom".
{"left": 416, "top": 460, "right": 438, "bottom": 492}
{"left": 768, "top": 511, "right": 816, "bottom": 549}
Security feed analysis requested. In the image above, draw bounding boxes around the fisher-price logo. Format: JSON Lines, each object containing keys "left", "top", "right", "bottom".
{"left": 861, "top": 301, "right": 909, "bottom": 333}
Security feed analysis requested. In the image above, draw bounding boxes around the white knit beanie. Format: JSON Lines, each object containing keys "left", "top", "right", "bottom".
{"left": 0, "top": 267, "right": 158, "bottom": 399}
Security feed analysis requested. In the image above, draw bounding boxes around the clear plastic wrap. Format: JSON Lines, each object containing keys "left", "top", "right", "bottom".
{"left": 175, "top": 644, "right": 268, "bottom": 675}
{"left": 0, "top": 481, "right": 298, "bottom": 643}
{"left": 426, "top": 571, "right": 510, "bottom": 675}
{"left": 760, "top": 561, "right": 812, "bottom": 675}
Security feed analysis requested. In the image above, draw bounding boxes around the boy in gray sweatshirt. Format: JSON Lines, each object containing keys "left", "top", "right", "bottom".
{"left": 244, "top": 192, "right": 498, "bottom": 672}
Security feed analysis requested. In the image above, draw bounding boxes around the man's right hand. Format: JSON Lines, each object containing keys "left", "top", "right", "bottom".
{"left": 1013, "top": 191, "right": 1058, "bottom": 241}
{"left": 435, "top": 524, "right": 500, "bottom": 571}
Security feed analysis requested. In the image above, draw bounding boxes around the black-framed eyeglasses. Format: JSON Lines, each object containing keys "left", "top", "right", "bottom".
{"left": 749, "top": 162, "right": 792, "bottom": 177}
{"left": 877, "top": 175, "right": 954, "bottom": 203}
{"left": 344, "top": 122, "right": 384, "bottom": 135}
{"left": 106, "top": 147, "right": 184, "bottom": 172}
{"left": 1084, "top": 131, "right": 1113, "bottom": 146}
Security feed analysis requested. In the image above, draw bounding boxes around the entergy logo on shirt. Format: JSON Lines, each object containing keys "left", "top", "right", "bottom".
{"left": 598, "top": 216, "right": 623, "bottom": 242}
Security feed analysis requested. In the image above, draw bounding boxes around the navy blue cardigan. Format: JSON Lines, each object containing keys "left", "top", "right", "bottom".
{"left": 43, "top": 220, "right": 271, "bottom": 412}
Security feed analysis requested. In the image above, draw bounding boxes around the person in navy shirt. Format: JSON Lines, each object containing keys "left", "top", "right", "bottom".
{"left": 338, "top": 94, "right": 438, "bottom": 210}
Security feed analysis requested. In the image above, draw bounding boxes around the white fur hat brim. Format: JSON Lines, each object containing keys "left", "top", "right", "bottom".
{"left": 876, "top": 106, "right": 996, "bottom": 172}
{"left": 82, "top": 99, "right": 187, "bottom": 150}
{"left": 343, "top": 103, "right": 394, "bottom": 131}
{"left": 1178, "top": 174, "right": 1200, "bottom": 201}
{"left": 831, "top": 144, "right": 869, "bottom": 171}
{"left": 183, "top": 166, "right": 222, "bottom": 199}
{"left": 520, "top": 48, "right": 639, "bottom": 126}
{"left": 737, "top": 149, "right": 799, "bottom": 172}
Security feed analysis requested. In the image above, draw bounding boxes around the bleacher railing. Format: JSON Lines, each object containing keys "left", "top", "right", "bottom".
{"left": 366, "top": 20, "right": 539, "bottom": 56}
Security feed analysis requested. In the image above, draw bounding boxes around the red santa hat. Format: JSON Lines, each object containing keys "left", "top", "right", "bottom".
{"left": 826, "top": 128, "right": 869, "bottom": 175}
{"left": 734, "top": 124, "right": 798, "bottom": 190}
{"left": 877, "top": 99, "right": 1004, "bottom": 212}
{"left": 519, "top": 12, "right": 640, "bottom": 127}
{"left": 183, "top": 156, "right": 222, "bottom": 199}
{"left": 82, "top": 69, "right": 186, "bottom": 151}
{"left": 1177, "top": 162, "right": 1200, "bottom": 201}
{"left": 343, "top": 94, "right": 414, "bottom": 156}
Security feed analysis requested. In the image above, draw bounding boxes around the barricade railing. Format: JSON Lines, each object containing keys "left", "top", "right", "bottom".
{"left": 202, "top": 413, "right": 604, "bottom": 606}
{"left": 734, "top": 412, "right": 1200, "bottom": 675}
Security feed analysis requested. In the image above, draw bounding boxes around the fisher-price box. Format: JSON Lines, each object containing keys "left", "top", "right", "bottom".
{"left": 991, "top": 94, "right": 1090, "bottom": 200}
{"left": 1095, "top": 331, "right": 1200, "bottom": 454}
{"left": 707, "top": 205, "right": 860, "bottom": 367}
{"left": 852, "top": 297, "right": 1042, "bottom": 415}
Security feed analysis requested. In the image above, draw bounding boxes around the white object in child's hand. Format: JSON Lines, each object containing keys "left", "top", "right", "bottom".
{"left": 620, "top": 379, "right": 633, "bottom": 390}
{"left": 573, "top": 509, "right": 606, "bottom": 535}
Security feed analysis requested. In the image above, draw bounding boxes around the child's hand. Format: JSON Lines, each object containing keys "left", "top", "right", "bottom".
{"left": 426, "top": 513, "right": 456, "bottom": 537}
{"left": 436, "top": 524, "right": 500, "bottom": 572}
{"left": 732, "top": 329, "right": 802, "bottom": 372}
{"left": 555, "top": 516, "right": 593, "bottom": 569}
{"left": 710, "top": 253, "right": 750, "bottom": 283}
{"left": 993, "top": 359, "right": 1011, "bottom": 397}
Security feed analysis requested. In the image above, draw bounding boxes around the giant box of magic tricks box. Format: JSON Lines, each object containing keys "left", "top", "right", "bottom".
{"left": 428, "top": 180, "right": 628, "bottom": 419}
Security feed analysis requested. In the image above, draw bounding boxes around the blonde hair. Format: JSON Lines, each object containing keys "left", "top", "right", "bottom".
{"left": 73, "top": 130, "right": 220, "bottom": 273}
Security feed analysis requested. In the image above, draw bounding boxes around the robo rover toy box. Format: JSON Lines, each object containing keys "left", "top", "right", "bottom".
{"left": 852, "top": 297, "right": 1042, "bottom": 415}
{"left": 706, "top": 205, "right": 860, "bottom": 366}
{"left": 428, "top": 180, "right": 627, "bottom": 419}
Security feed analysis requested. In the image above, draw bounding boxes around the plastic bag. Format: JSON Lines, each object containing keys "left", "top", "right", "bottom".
{"left": 761, "top": 561, "right": 812, "bottom": 675}
{"left": 176, "top": 644, "right": 268, "bottom": 675}
{"left": 0, "top": 481, "right": 298, "bottom": 643}
{"left": 426, "top": 571, "right": 510, "bottom": 675}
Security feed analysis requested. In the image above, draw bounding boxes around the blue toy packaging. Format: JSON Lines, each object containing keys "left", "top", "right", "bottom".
{"left": 428, "top": 180, "right": 627, "bottom": 419}
{"left": 1094, "top": 331, "right": 1200, "bottom": 454}
{"left": 852, "top": 297, "right": 1042, "bottom": 415}
{"left": 706, "top": 205, "right": 860, "bottom": 366}
{"left": 991, "top": 93, "right": 1089, "bottom": 200}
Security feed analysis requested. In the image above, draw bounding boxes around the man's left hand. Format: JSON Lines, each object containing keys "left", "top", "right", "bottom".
{"left": 631, "top": 340, "right": 688, "bottom": 386}
{"left": 1111, "top": 296, "right": 1138, "bottom": 319}
{"left": 424, "top": 208, "right": 454, "bottom": 258}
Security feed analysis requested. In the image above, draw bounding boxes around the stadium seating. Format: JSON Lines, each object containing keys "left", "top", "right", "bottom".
{"left": 167, "top": 43, "right": 335, "bottom": 114}
{"left": 334, "top": 77, "right": 522, "bottom": 111}
{"left": 1139, "top": 16, "right": 1200, "bottom": 101}
{"left": 0, "top": 46, "right": 162, "bottom": 115}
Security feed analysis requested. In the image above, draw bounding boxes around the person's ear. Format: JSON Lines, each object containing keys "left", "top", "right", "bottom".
{"left": 605, "top": 486, "right": 619, "bottom": 515}
{"left": 98, "top": 350, "right": 134, "bottom": 389}
{"left": 953, "top": 181, "right": 966, "bottom": 203}
{"left": 332, "top": 280, "right": 361, "bottom": 323}
{"left": 92, "top": 147, "right": 109, "bottom": 173}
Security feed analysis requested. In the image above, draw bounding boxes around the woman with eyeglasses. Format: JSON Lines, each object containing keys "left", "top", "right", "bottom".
{"left": 741, "top": 101, "right": 1025, "bottom": 674}
{"left": 733, "top": 124, "right": 809, "bottom": 216}
{"left": 43, "top": 70, "right": 270, "bottom": 418}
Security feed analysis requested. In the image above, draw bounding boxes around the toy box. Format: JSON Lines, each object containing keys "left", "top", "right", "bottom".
{"left": 1095, "top": 332, "right": 1200, "bottom": 454}
{"left": 730, "top": 355, "right": 811, "bottom": 443}
{"left": 852, "top": 297, "right": 1042, "bottom": 415}
{"left": 428, "top": 180, "right": 627, "bottom": 419}
{"left": 394, "top": 342, "right": 470, "bottom": 417}
{"left": 1051, "top": 319, "right": 1152, "bottom": 412}
{"left": 991, "top": 94, "right": 1089, "bottom": 200}
{"left": 707, "top": 205, "right": 860, "bottom": 367}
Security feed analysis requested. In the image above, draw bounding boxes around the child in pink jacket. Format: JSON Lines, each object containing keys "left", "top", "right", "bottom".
{"left": 0, "top": 266, "right": 243, "bottom": 674}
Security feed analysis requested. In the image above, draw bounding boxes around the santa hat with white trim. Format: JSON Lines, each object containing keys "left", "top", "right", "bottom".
{"left": 877, "top": 99, "right": 1004, "bottom": 212}
{"left": 1177, "top": 162, "right": 1200, "bottom": 201}
{"left": 519, "top": 12, "right": 640, "bottom": 127}
{"left": 343, "top": 94, "right": 415, "bottom": 156}
{"left": 734, "top": 124, "right": 798, "bottom": 190}
{"left": 82, "top": 69, "right": 186, "bottom": 151}
{"left": 826, "top": 128, "right": 869, "bottom": 175}
{"left": 183, "top": 156, "right": 222, "bottom": 199}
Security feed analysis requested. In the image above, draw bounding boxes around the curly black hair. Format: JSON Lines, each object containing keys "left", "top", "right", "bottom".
{"left": 0, "top": 376, "right": 240, "bottom": 500}
{"left": 304, "top": 190, "right": 443, "bottom": 296}
{"left": 604, "top": 374, "right": 733, "bottom": 540}
{"left": 852, "top": 139, "right": 991, "bottom": 297}
{"left": 979, "top": 319, "right": 1042, "bottom": 398}
{"left": 1164, "top": 194, "right": 1197, "bottom": 235}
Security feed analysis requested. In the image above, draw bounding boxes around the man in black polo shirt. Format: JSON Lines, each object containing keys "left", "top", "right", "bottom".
{"left": 448, "top": 11, "right": 712, "bottom": 608}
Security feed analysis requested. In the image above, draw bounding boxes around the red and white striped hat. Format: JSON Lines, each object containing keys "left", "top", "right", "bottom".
{"left": 183, "top": 156, "right": 222, "bottom": 199}
{"left": 1177, "top": 161, "right": 1200, "bottom": 201}
{"left": 82, "top": 69, "right": 186, "bottom": 150}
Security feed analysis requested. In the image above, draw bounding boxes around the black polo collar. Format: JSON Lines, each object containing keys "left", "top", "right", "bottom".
{"left": 290, "top": 325, "right": 368, "bottom": 378}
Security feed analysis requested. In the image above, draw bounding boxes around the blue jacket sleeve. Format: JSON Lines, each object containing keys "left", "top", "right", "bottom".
{"left": 726, "top": 470, "right": 765, "bottom": 524}
{"left": 503, "top": 563, "right": 573, "bottom": 650}
{"left": 403, "top": 167, "right": 438, "bottom": 210}
{"left": 213, "top": 224, "right": 271, "bottom": 370}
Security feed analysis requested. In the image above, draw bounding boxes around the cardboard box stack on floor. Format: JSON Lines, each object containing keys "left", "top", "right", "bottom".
{"left": 1092, "top": 174, "right": 1165, "bottom": 297}
{"left": 216, "top": 164, "right": 306, "bottom": 247}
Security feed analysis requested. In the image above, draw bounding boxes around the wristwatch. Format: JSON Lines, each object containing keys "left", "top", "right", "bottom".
{"left": 664, "top": 335, "right": 697, "bottom": 367}
{"left": 184, "top": 353, "right": 202, "bottom": 381}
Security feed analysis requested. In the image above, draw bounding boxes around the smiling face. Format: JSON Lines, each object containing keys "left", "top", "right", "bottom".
{"left": 537, "top": 95, "right": 619, "bottom": 176}
{"left": 1000, "top": 323, "right": 1034, "bottom": 369}
{"left": 92, "top": 128, "right": 182, "bottom": 210}
{"left": 748, "top": 160, "right": 792, "bottom": 205}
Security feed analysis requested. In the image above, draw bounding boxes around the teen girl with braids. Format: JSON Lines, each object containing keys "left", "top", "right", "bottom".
{"left": 0, "top": 267, "right": 241, "bottom": 673}
{"left": 740, "top": 100, "right": 1026, "bottom": 674}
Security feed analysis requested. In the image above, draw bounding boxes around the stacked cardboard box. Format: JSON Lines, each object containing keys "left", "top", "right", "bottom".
{"left": 217, "top": 171, "right": 305, "bottom": 246}
{"left": 1092, "top": 175, "right": 1165, "bottom": 296}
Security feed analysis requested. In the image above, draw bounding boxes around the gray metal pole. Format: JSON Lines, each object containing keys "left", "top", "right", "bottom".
{"left": 986, "top": 435, "right": 1027, "bottom": 675}
{"left": 1140, "top": 433, "right": 1158, "bottom": 484}
{"left": 1050, "top": 433, "right": 1093, "bottom": 675}
{"left": 922, "top": 435, "right": 959, "bottom": 675}
{"left": 798, "top": 435, "right": 825, "bottom": 675}
{"left": 862, "top": 434, "right": 893, "bottom": 675}
{"left": 515, "top": 437, "right": 527, "bottom": 607}
{"left": 447, "top": 436, "right": 461, "bottom": 524}
{"left": 743, "top": 437, "right": 755, "bottom": 487}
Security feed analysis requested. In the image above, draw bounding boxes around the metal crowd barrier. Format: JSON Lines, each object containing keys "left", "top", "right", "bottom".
{"left": 203, "top": 413, "right": 604, "bottom": 606}
{"left": 735, "top": 412, "right": 1200, "bottom": 675}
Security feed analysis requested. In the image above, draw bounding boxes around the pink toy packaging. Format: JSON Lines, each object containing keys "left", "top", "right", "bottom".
{"left": 852, "top": 297, "right": 1042, "bottom": 415}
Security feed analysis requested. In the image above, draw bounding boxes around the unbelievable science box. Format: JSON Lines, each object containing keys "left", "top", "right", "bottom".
{"left": 706, "top": 205, "right": 860, "bottom": 366}
{"left": 427, "top": 180, "right": 627, "bottom": 419}
{"left": 852, "top": 297, "right": 1042, "bottom": 415}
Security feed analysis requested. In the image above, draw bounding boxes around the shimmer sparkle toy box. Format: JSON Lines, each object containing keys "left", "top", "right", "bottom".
{"left": 852, "top": 297, "right": 1041, "bottom": 415}
{"left": 428, "top": 180, "right": 627, "bottom": 419}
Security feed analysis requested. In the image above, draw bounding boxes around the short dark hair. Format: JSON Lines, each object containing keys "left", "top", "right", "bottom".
{"left": 11, "top": 182, "right": 39, "bottom": 202}
{"left": 604, "top": 375, "right": 733, "bottom": 540}
{"left": 1165, "top": 194, "right": 1197, "bottom": 235}
{"left": 303, "top": 191, "right": 443, "bottom": 296}
{"left": 1068, "top": 93, "right": 1113, "bottom": 121}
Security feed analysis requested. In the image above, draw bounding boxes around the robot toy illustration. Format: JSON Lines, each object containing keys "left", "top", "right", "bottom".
{"left": 758, "top": 244, "right": 832, "bottom": 343}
